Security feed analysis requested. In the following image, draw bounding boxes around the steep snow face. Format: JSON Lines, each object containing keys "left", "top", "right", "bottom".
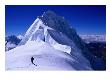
{"left": 19, "top": 18, "right": 52, "bottom": 44}
{"left": 6, "top": 41, "right": 91, "bottom": 70}
{"left": 19, "top": 18, "right": 71, "bottom": 54}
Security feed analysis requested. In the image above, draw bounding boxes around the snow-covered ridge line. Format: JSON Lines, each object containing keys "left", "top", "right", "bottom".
{"left": 19, "top": 18, "right": 54, "bottom": 45}
{"left": 20, "top": 17, "right": 72, "bottom": 54}
{"left": 25, "top": 18, "right": 53, "bottom": 36}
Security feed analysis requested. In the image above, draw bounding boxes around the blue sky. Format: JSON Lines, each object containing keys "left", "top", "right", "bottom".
{"left": 5, "top": 5, "right": 106, "bottom": 36}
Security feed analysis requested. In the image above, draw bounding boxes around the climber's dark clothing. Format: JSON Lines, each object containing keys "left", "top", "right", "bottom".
{"left": 31, "top": 57, "right": 34, "bottom": 63}
{"left": 31, "top": 57, "right": 37, "bottom": 66}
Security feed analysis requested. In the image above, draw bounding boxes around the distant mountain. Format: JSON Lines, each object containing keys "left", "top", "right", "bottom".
{"left": 79, "top": 35, "right": 106, "bottom": 43}
{"left": 5, "top": 10, "right": 105, "bottom": 70}
{"left": 5, "top": 35, "right": 22, "bottom": 51}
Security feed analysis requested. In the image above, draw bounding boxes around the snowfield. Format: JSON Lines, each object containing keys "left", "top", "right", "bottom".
{"left": 6, "top": 11, "right": 93, "bottom": 70}
{"left": 6, "top": 40, "right": 92, "bottom": 70}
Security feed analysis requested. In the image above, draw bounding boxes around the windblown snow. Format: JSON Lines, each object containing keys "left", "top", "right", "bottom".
{"left": 6, "top": 11, "right": 92, "bottom": 70}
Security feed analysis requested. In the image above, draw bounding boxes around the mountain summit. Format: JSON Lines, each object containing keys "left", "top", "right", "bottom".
{"left": 6, "top": 11, "right": 105, "bottom": 70}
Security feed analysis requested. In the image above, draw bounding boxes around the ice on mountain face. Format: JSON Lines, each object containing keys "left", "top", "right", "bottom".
{"left": 19, "top": 17, "right": 71, "bottom": 54}
{"left": 39, "top": 11, "right": 76, "bottom": 36}
{"left": 6, "top": 10, "right": 105, "bottom": 70}
{"left": 44, "top": 32, "right": 71, "bottom": 54}
{"left": 19, "top": 12, "right": 76, "bottom": 54}
{"left": 6, "top": 11, "right": 92, "bottom": 70}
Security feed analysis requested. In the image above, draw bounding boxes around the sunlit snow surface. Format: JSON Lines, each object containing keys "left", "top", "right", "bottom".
{"left": 6, "top": 16, "right": 92, "bottom": 70}
{"left": 6, "top": 40, "right": 91, "bottom": 70}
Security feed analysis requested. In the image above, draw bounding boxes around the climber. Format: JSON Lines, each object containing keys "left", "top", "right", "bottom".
{"left": 31, "top": 57, "right": 37, "bottom": 66}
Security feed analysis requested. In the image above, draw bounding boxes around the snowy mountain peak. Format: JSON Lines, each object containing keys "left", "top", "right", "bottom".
{"left": 19, "top": 10, "right": 77, "bottom": 46}
{"left": 42, "top": 10, "right": 57, "bottom": 18}
{"left": 16, "top": 11, "right": 94, "bottom": 70}
{"left": 6, "top": 11, "right": 105, "bottom": 70}
{"left": 39, "top": 10, "right": 76, "bottom": 34}
{"left": 19, "top": 17, "right": 71, "bottom": 54}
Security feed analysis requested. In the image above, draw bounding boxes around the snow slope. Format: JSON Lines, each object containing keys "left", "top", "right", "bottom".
{"left": 6, "top": 10, "right": 94, "bottom": 70}
{"left": 6, "top": 40, "right": 91, "bottom": 70}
